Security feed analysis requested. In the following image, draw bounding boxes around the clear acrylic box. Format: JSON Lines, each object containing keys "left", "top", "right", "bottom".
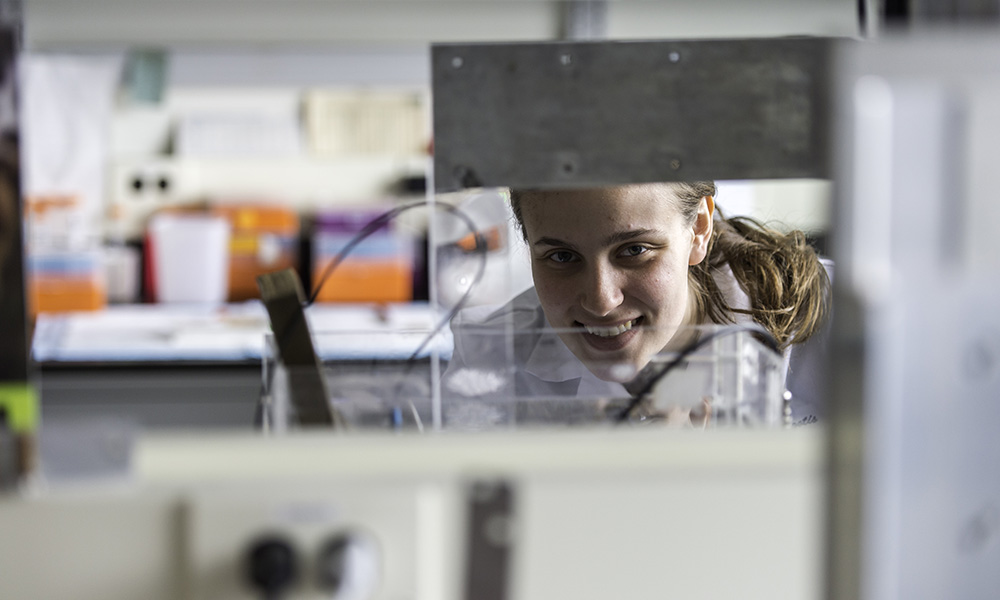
{"left": 260, "top": 322, "right": 787, "bottom": 432}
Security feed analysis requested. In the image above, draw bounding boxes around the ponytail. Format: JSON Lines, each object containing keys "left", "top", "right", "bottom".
{"left": 690, "top": 211, "right": 830, "bottom": 349}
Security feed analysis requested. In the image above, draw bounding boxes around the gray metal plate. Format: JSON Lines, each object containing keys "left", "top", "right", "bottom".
{"left": 432, "top": 37, "right": 832, "bottom": 192}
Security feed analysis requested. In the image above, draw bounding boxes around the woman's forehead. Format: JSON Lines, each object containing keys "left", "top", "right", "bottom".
{"left": 518, "top": 185, "right": 691, "bottom": 245}
{"left": 519, "top": 184, "right": 682, "bottom": 223}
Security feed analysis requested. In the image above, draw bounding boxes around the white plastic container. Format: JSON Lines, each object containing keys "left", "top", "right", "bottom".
{"left": 149, "top": 213, "right": 231, "bottom": 304}
{"left": 102, "top": 244, "right": 140, "bottom": 304}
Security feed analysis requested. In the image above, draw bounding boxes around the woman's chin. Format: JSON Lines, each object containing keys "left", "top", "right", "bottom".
{"left": 586, "top": 358, "right": 645, "bottom": 383}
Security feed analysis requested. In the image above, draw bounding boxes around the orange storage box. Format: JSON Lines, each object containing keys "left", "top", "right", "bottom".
{"left": 28, "top": 252, "right": 106, "bottom": 317}
{"left": 213, "top": 204, "right": 300, "bottom": 302}
{"left": 311, "top": 208, "right": 414, "bottom": 303}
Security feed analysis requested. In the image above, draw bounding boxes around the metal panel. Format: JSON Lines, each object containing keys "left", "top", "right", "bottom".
{"left": 432, "top": 37, "right": 832, "bottom": 192}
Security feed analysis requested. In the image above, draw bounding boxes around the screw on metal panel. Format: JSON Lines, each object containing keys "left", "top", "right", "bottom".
{"left": 452, "top": 56, "right": 463, "bottom": 68}
{"left": 452, "top": 165, "right": 482, "bottom": 189}
{"left": 670, "top": 158, "right": 682, "bottom": 170}
{"left": 560, "top": 53, "right": 572, "bottom": 66}
{"left": 957, "top": 505, "right": 998, "bottom": 554}
{"left": 669, "top": 51, "right": 681, "bottom": 63}
{"left": 554, "top": 152, "right": 580, "bottom": 178}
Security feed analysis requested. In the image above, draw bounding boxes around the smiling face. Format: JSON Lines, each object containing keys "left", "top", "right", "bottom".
{"left": 517, "top": 184, "right": 714, "bottom": 382}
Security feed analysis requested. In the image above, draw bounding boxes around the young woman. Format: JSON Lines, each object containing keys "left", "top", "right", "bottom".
{"left": 444, "top": 181, "right": 831, "bottom": 425}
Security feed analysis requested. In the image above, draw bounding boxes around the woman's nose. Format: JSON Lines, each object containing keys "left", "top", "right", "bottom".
{"left": 578, "top": 263, "right": 624, "bottom": 317}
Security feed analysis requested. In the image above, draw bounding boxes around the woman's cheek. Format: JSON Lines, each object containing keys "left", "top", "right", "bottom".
{"left": 533, "top": 275, "right": 569, "bottom": 314}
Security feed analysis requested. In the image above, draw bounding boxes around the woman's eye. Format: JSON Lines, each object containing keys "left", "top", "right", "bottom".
{"left": 620, "top": 245, "right": 648, "bottom": 257}
{"left": 548, "top": 250, "right": 576, "bottom": 263}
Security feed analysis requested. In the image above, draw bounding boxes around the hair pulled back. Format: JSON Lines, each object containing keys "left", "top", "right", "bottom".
{"left": 509, "top": 182, "right": 830, "bottom": 349}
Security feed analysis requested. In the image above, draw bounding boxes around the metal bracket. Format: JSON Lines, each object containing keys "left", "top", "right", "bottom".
{"left": 463, "top": 479, "right": 515, "bottom": 600}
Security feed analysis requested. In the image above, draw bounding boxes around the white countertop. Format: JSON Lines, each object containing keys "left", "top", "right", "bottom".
{"left": 32, "top": 301, "right": 452, "bottom": 363}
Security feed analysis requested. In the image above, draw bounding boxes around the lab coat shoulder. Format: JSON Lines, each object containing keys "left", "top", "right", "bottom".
{"left": 446, "top": 287, "right": 548, "bottom": 370}
{"left": 783, "top": 257, "right": 834, "bottom": 425}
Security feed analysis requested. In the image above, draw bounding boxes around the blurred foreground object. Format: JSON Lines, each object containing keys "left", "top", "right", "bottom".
{"left": 0, "top": 21, "right": 37, "bottom": 488}
{"left": 828, "top": 30, "right": 1000, "bottom": 600}
{"left": 0, "top": 428, "right": 824, "bottom": 600}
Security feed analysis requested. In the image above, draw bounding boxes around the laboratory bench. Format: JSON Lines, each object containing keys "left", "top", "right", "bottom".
{"left": 38, "top": 360, "right": 263, "bottom": 429}
{"left": 31, "top": 301, "right": 447, "bottom": 431}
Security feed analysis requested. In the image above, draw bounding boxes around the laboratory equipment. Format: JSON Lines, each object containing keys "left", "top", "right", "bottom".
{"left": 261, "top": 322, "right": 787, "bottom": 433}
{"left": 431, "top": 188, "right": 532, "bottom": 310}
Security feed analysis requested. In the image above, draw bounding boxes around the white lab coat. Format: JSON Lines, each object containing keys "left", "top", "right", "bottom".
{"left": 443, "top": 261, "right": 831, "bottom": 425}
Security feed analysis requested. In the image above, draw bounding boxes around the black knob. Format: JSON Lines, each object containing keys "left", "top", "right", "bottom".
{"left": 317, "top": 534, "right": 351, "bottom": 591}
{"left": 316, "top": 531, "right": 381, "bottom": 596}
{"left": 245, "top": 535, "right": 298, "bottom": 598}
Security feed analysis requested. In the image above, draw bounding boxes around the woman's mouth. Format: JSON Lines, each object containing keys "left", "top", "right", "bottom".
{"left": 576, "top": 317, "right": 644, "bottom": 352}
{"left": 583, "top": 318, "right": 638, "bottom": 337}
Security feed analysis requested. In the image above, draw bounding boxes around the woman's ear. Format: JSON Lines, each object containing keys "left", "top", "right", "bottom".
{"left": 688, "top": 196, "right": 715, "bottom": 266}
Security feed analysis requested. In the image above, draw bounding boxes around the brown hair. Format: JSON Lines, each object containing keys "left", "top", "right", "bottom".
{"left": 509, "top": 182, "right": 831, "bottom": 349}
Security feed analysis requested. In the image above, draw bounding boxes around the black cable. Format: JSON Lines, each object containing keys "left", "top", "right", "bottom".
{"left": 616, "top": 322, "right": 781, "bottom": 423}
{"left": 305, "top": 199, "right": 489, "bottom": 361}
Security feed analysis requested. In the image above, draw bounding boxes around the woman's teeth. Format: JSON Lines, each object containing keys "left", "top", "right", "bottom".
{"left": 584, "top": 319, "right": 635, "bottom": 338}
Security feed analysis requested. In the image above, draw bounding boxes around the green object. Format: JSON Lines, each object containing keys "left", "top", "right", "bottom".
{"left": 0, "top": 383, "right": 38, "bottom": 432}
{"left": 126, "top": 49, "right": 168, "bottom": 104}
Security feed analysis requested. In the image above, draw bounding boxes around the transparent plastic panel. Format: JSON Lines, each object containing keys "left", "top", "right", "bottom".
{"left": 442, "top": 323, "right": 785, "bottom": 430}
{"left": 262, "top": 326, "right": 451, "bottom": 433}
{"left": 262, "top": 323, "right": 786, "bottom": 433}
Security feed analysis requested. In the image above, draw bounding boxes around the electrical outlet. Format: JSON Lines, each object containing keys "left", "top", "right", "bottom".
{"left": 183, "top": 484, "right": 417, "bottom": 600}
{"left": 109, "top": 159, "right": 192, "bottom": 240}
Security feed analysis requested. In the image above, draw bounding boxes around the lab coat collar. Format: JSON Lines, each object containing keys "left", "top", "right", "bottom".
{"left": 522, "top": 312, "right": 628, "bottom": 397}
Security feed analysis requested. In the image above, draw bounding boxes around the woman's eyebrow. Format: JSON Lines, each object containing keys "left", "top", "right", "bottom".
{"left": 533, "top": 229, "right": 662, "bottom": 249}
{"left": 533, "top": 236, "right": 575, "bottom": 249}
{"left": 602, "top": 228, "right": 660, "bottom": 246}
